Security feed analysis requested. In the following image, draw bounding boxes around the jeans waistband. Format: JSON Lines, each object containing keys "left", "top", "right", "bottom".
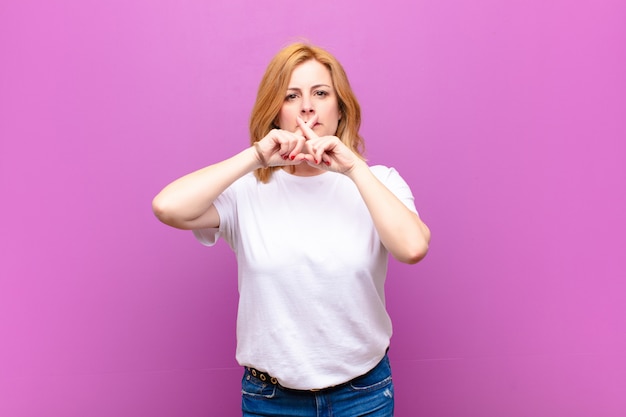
{"left": 245, "top": 351, "right": 389, "bottom": 392}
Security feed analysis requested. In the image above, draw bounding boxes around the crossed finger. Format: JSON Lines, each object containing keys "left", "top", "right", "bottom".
{"left": 279, "top": 115, "right": 317, "bottom": 161}
{"left": 296, "top": 116, "right": 333, "bottom": 165}
{"left": 296, "top": 116, "right": 320, "bottom": 141}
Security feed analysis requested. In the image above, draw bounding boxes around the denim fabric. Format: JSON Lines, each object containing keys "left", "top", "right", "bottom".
{"left": 241, "top": 354, "right": 394, "bottom": 417}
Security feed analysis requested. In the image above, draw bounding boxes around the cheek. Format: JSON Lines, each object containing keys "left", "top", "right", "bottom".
{"left": 275, "top": 110, "right": 287, "bottom": 129}
{"left": 277, "top": 106, "right": 296, "bottom": 129}
{"left": 332, "top": 106, "right": 342, "bottom": 125}
{"left": 327, "top": 101, "right": 341, "bottom": 121}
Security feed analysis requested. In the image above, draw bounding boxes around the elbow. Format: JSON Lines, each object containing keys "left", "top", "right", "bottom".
{"left": 396, "top": 224, "right": 431, "bottom": 265}
{"left": 151, "top": 195, "right": 179, "bottom": 227}
{"left": 399, "top": 240, "right": 429, "bottom": 265}
{"left": 151, "top": 195, "right": 168, "bottom": 223}
{"left": 152, "top": 194, "right": 205, "bottom": 230}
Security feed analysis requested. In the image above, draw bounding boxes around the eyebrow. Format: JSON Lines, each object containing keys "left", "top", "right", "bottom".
{"left": 286, "top": 84, "right": 332, "bottom": 91}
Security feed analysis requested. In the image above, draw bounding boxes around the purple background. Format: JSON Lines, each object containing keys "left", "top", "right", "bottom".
{"left": 1, "top": 0, "right": 625, "bottom": 416}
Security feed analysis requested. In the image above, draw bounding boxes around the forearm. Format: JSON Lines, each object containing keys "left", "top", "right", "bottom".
{"left": 346, "top": 162, "right": 431, "bottom": 264}
{"left": 152, "top": 146, "right": 261, "bottom": 229}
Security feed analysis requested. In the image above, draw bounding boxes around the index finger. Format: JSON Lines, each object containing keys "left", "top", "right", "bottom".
{"left": 296, "top": 115, "right": 320, "bottom": 140}
{"left": 293, "top": 114, "right": 318, "bottom": 137}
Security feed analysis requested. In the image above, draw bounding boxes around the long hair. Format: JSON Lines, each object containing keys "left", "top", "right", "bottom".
{"left": 249, "top": 43, "right": 365, "bottom": 183}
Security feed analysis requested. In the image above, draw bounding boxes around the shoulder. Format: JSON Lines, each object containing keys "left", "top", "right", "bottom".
{"left": 213, "top": 172, "right": 260, "bottom": 209}
{"left": 368, "top": 164, "right": 414, "bottom": 194}
{"left": 368, "top": 165, "right": 404, "bottom": 183}
{"left": 228, "top": 172, "right": 261, "bottom": 193}
{"left": 368, "top": 164, "right": 418, "bottom": 213}
{"left": 237, "top": 172, "right": 260, "bottom": 185}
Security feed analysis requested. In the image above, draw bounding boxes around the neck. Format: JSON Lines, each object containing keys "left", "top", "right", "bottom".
{"left": 287, "top": 164, "right": 326, "bottom": 177}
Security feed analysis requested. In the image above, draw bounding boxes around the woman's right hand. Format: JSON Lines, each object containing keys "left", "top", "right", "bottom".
{"left": 253, "top": 115, "right": 318, "bottom": 167}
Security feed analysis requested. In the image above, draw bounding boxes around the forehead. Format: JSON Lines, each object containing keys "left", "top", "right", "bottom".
{"left": 288, "top": 60, "right": 333, "bottom": 86}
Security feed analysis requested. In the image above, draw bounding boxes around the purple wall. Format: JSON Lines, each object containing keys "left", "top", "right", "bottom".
{"left": 1, "top": 0, "right": 624, "bottom": 416}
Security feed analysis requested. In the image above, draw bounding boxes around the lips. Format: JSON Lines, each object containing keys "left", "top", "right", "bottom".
{"left": 296, "top": 122, "right": 319, "bottom": 131}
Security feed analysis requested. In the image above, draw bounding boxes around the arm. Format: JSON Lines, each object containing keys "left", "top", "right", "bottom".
{"left": 152, "top": 147, "right": 261, "bottom": 230}
{"left": 152, "top": 119, "right": 317, "bottom": 230}
{"left": 346, "top": 161, "right": 431, "bottom": 264}
{"left": 297, "top": 117, "right": 431, "bottom": 264}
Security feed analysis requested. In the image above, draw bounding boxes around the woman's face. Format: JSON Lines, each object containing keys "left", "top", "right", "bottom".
{"left": 277, "top": 59, "right": 342, "bottom": 137}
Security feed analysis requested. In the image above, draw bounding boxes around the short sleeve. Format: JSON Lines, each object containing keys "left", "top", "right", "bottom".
{"left": 191, "top": 178, "right": 239, "bottom": 248}
{"left": 192, "top": 227, "right": 221, "bottom": 246}
{"left": 370, "top": 165, "right": 419, "bottom": 215}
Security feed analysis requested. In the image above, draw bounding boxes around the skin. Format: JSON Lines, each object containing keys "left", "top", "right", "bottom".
{"left": 152, "top": 59, "right": 431, "bottom": 264}
{"left": 275, "top": 59, "right": 343, "bottom": 175}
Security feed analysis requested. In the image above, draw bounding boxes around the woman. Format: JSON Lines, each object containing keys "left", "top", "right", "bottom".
{"left": 152, "top": 43, "right": 430, "bottom": 417}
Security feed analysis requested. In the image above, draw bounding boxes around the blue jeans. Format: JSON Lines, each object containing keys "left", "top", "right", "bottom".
{"left": 241, "top": 354, "right": 394, "bottom": 417}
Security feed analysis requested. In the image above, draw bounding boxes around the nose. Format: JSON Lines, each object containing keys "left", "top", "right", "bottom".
{"left": 301, "top": 96, "right": 314, "bottom": 115}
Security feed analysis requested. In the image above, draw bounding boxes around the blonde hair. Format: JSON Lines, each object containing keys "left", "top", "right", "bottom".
{"left": 249, "top": 43, "right": 365, "bottom": 183}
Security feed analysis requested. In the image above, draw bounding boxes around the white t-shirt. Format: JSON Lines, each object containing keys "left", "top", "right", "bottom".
{"left": 193, "top": 165, "right": 418, "bottom": 390}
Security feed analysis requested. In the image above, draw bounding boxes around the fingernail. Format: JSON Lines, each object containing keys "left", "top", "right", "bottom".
{"left": 314, "top": 159, "right": 318, "bottom": 164}
{"left": 290, "top": 155, "right": 295, "bottom": 160}
{"left": 324, "top": 161, "right": 330, "bottom": 166}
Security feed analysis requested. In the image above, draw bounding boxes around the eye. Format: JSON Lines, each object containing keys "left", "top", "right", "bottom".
{"left": 285, "top": 93, "right": 299, "bottom": 101}
{"left": 314, "top": 90, "right": 329, "bottom": 97}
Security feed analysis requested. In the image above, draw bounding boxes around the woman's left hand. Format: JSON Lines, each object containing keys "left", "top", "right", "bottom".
{"left": 296, "top": 116, "right": 362, "bottom": 174}
{"left": 297, "top": 117, "right": 430, "bottom": 264}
